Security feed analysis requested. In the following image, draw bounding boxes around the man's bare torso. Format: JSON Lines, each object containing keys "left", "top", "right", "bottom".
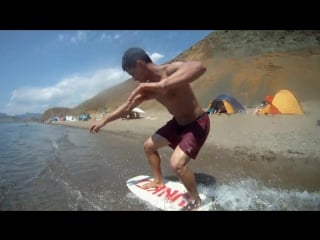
{"left": 155, "top": 64, "right": 203, "bottom": 125}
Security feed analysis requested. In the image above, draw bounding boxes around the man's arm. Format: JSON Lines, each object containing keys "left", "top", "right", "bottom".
{"left": 90, "top": 89, "right": 155, "bottom": 133}
{"left": 162, "top": 61, "right": 206, "bottom": 90}
{"left": 90, "top": 101, "right": 131, "bottom": 133}
{"left": 127, "top": 61, "right": 206, "bottom": 103}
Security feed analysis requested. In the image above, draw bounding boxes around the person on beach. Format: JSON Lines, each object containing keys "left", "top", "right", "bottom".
{"left": 254, "top": 100, "right": 267, "bottom": 115}
{"left": 89, "top": 47, "right": 210, "bottom": 210}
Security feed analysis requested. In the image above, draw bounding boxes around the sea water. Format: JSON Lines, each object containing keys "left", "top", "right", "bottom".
{"left": 0, "top": 122, "right": 319, "bottom": 210}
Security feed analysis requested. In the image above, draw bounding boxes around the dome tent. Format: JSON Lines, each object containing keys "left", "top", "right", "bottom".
{"left": 207, "top": 94, "right": 246, "bottom": 115}
{"left": 257, "top": 89, "right": 304, "bottom": 115}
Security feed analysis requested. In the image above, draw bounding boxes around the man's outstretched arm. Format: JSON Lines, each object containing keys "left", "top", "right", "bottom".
{"left": 90, "top": 89, "right": 154, "bottom": 133}
{"left": 90, "top": 101, "right": 132, "bottom": 133}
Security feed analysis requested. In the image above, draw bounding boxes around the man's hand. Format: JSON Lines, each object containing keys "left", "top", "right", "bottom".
{"left": 90, "top": 124, "right": 102, "bottom": 133}
{"left": 127, "top": 82, "right": 164, "bottom": 109}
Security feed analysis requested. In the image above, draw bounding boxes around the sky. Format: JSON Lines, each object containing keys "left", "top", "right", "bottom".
{"left": 0, "top": 30, "right": 213, "bottom": 116}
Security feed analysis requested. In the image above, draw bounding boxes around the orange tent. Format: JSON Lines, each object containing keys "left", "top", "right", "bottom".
{"left": 257, "top": 89, "right": 304, "bottom": 115}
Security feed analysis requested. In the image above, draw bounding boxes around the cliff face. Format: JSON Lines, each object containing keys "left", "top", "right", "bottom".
{"left": 42, "top": 30, "right": 320, "bottom": 120}
{"left": 174, "top": 30, "right": 320, "bottom": 107}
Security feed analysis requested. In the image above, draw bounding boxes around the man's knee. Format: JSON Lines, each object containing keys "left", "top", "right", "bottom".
{"left": 170, "top": 159, "right": 187, "bottom": 176}
{"left": 171, "top": 164, "right": 186, "bottom": 176}
{"left": 171, "top": 162, "right": 180, "bottom": 172}
{"left": 143, "top": 138, "right": 155, "bottom": 153}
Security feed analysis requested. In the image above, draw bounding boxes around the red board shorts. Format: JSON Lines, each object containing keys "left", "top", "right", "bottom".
{"left": 156, "top": 112, "right": 210, "bottom": 159}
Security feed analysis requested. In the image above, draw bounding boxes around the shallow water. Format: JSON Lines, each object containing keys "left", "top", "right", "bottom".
{"left": 0, "top": 122, "right": 319, "bottom": 210}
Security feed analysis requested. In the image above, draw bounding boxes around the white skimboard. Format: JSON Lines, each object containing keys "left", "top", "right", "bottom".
{"left": 126, "top": 175, "right": 213, "bottom": 211}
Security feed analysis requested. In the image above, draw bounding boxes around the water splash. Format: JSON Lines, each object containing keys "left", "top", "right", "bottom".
{"left": 199, "top": 178, "right": 320, "bottom": 211}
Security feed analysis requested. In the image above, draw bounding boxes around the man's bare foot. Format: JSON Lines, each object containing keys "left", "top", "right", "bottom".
{"left": 182, "top": 199, "right": 201, "bottom": 211}
{"left": 141, "top": 181, "right": 165, "bottom": 189}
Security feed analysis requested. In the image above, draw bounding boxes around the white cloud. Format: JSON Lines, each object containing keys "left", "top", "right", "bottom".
{"left": 5, "top": 67, "right": 130, "bottom": 115}
{"left": 4, "top": 50, "right": 163, "bottom": 116}
{"left": 70, "top": 31, "right": 87, "bottom": 44}
{"left": 58, "top": 34, "right": 65, "bottom": 41}
{"left": 101, "top": 33, "right": 111, "bottom": 40}
{"left": 100, "top": 32, "right": 121, "bottom": 41}
{"left": 149, "top": 52, "right": 164, "bottom": 63}
{"left": 57, "top": 31, "right": 88, "bottom": 44}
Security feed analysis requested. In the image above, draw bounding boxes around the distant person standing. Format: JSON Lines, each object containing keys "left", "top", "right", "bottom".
{"left": 255, "top": 100, "right": 267, "bottom": 115}
{"left": 214, "top": 101, "right": 227, "bottom": 115}
{"left": 90, "top": 47, "right": 210, "bottom": 210}
{"left": 206, "top": 100, "right": 215, "bottom": 115}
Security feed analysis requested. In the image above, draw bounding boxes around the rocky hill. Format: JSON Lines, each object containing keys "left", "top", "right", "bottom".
{"left": 41, "top": 30, "right": 320, "bottom": 120}
{"left": 0, "top": 112, "right": 42, "bottom": 122}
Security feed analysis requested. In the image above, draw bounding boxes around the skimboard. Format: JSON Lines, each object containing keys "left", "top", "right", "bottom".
{"left": 126, "top": 175, "right": 213, "bottom": 211}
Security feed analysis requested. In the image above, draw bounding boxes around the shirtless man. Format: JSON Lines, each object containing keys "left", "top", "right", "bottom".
{"left": 90, "top": 48, "right": 210, "bottom": 210}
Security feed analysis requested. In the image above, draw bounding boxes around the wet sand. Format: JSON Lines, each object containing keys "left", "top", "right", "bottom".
{"left": 53, "top": 100, "right": 320, "bottom": 191}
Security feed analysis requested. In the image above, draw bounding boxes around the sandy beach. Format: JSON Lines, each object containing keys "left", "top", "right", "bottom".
{"left": 52, "top": 100, "right": 320, "bottom": 192}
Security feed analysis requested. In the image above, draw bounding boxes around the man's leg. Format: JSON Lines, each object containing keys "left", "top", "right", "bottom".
{"left": 141, "top": 133, "right": 169, "bottom": 189}
{"left": 170, "top": 146, "right": 201, "bottom": 207}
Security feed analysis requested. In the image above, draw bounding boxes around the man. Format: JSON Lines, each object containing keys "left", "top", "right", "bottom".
{"left": 90, "top": 47, "right": 210, "bottom": 210}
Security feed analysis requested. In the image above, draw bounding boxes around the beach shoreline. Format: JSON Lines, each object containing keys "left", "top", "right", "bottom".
{"left": 52, "top": 101, "right": 320, "bottom": 191}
